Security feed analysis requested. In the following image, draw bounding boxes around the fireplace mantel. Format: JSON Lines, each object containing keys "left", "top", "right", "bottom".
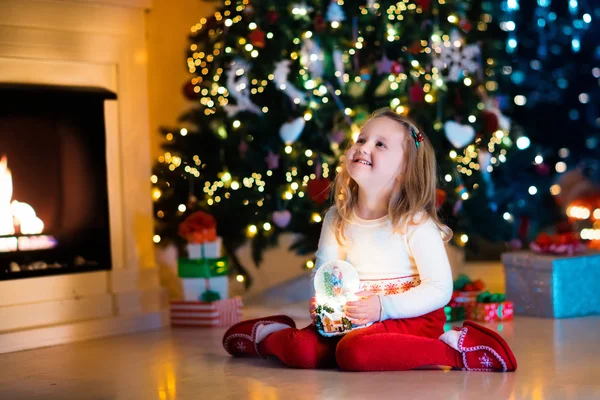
{"left": 0, "top": 0, "right": 168, "bottom": 353}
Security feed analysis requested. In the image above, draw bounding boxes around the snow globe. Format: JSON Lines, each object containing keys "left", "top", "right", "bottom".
{"left": 313, "top": 260, "right": 372, "bottom": 337}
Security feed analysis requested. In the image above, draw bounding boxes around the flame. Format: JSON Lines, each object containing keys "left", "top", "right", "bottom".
{"left": 0, "top": 155, "right": 45, "bottom": 236}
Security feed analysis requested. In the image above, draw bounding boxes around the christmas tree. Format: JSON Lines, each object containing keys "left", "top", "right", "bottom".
{"left": 152, "top": 0, "right": 514, "bottom": 285}
{"left": 488, "top": 0, "right": 600, "bottom": 246}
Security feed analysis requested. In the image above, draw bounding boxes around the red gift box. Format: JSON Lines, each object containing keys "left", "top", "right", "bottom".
{"left": 452, "top": 290, "right": 483, "bottom": 317}
{"left": 170, "top": 296, "right": 243, "bottom": 327}
{"left": 468, "top": 301, "right": 514, "bottom": 322}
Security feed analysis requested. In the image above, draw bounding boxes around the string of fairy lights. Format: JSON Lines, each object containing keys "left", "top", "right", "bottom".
{"left": 151, "top": 0, "right": 600, "bottom": 279}
{"left": 152, "top": 0, "right": 505, "bottom": 256}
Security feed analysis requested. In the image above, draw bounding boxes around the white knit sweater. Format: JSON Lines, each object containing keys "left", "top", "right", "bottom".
{"left": 313, "top": 207, "right": 453, "bottom": 320}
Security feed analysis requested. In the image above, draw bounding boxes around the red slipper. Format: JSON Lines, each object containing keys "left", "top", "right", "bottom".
{"left": 222, "top": 315, "right": 296, "bottom": 357}
{"left": 458, "top": 321, "right": 517, "bottom": 372}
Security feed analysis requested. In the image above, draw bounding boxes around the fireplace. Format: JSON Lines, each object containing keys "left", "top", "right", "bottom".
{"left": 0, "top": 84, "right": 114, "bottom": 280}
{"left": 0, "top": 0, "right": 167, "bottom": 354}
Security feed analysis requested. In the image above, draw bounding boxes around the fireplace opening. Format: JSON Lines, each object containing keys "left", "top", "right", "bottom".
{"left": 0, "top": 84, "right": 116, "bottom": 280}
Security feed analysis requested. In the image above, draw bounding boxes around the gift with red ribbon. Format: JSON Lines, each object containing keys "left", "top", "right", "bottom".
{"left": 530, "top": 232, "right": 587, "bottom": 256}
{"left": 467, "top": 291, "right": 514, "bottom": 322}
{"left": 178, "top": 211, "right": 217, "bottom": 244}
{"left": 449, "top": 274, "right": 485, "bottom": 318}
{"left": 177, "top": 211, "right": 228, "bottom": 302}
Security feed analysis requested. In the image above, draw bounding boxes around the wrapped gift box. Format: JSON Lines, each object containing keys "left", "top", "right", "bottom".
{"left": 181, "top": 276, "right": 228, "bottom": 301}
{"left": 444, "top": 304, "right": 466, "bottom": 322}
{"left": 170, "top": 297, "right": 243, "bottom": 327}
{"left": 178, "top": 256, "right": 228, "bottom": 278}
{"left": 468, "top": 301, "right": 514, "bottom": 322}
{"left": 502, "top": 251, "right": 600, "bottom": 318}
{"left": 187, "top": 238, "right": 222, "bottom": 259}
{"left": 177, "top": 258, "right": 229, "bottom": 300}
{"left": 452, "top": 290, "right": 482, "bottom": 318}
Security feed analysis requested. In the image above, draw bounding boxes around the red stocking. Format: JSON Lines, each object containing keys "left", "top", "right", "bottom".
{"left": 336, "top": 331, "right": 461, "bottom": 371}
{"left": 259, "top": 324, "right": 339, "bottom": 369}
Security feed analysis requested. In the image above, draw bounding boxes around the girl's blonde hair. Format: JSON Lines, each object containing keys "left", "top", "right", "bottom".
{"left": 331, "top": 107, "right": 452, "bottom": 245}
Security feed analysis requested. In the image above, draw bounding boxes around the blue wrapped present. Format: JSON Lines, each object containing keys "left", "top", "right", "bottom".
{"left": 502, "top": 251, "right": 600, "bottom": 318}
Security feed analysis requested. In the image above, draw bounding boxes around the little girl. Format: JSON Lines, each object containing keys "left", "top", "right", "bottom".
{"left": 222, "top": 108, "right": 517, "bottom": 372}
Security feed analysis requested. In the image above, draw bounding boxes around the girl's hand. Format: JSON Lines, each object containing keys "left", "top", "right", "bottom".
{"left": 309, "top": 296, "right": 317, "bottom": 325}
{"left": 345, "top": 291, "right": 381, "bottom": 325}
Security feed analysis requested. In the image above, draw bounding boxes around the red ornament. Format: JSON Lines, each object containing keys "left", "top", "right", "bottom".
{"left": 415, "top": 0, "right": 431, "bottom": 12}
{"left": 307, "top": 177, "right": 332, "bottom": 205}
{"left": 313, "top": 13, "right": 327, "bottom": 34}
{"left": 266, "top": 10, "right": 279, "bottom": 25}
{"left": 408, "top": 41, "right": 422, "bottom": 54}
{"left": 391, "top": 61, "right": 403, "bottom": 75}
{"left": 459, "top": 18, "right": 472, "bottom": 33}
{"left": 453, "top": 89, "right": 464, "bottom": 106}
{"left": 473, "top": 280, "right": 485, "bottom": 291}
{"left": 481, "top": 110, "right": 499, "bottom": 133}
{"left": 409, "top": 83, "right": 425, "bottom": 103}
{"left": 248, "top": 28, "right": 266, "bottom": 48}
{"left": 435, "top": 188, "right": 447, "bottom": 209}
{"left": 517, "top": 215, "right": 530, "bottom": 240}
{"left": 182, "top": 81, "right": 199, "bottom": 100}
{"left": 535, "top": 163, "right": 551, "bottom": 176}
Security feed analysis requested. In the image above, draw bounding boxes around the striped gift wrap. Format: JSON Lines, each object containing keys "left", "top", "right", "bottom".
{"left": 170, "top": 296, "right": 243, "bottom": 327}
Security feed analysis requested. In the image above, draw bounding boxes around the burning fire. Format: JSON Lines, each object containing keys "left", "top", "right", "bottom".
{"left": 0, "top": 156, "right": 45, "bottom": 236}
{"left": 0, "top": 155, "right": 56, "bottom": 253}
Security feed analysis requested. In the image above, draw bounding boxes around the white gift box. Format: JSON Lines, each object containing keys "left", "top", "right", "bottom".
{"left": 186, "top": 237, "right": 222, "bottom": 259}
{"left": 181, "top": 276, "right": 228, "bottom": 301}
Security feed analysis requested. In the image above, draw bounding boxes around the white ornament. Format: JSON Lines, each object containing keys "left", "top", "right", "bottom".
{"left": 313, "top": 260, "right": 371, "bottom": 337}
{"left": 273, "top": 60, "right": 307, "bottom": 105}
{"left": 432, "top": 30, "right": 481, "bottom": 82}
{"left": 326, "top": 2, "right": 346, "bottom": 22}
{"left": 273, "top": 60, "right": 291, "bottom": 87}
{"left": 444, "top": 120, "right": 475, "bottom": 148}
{"left": 300, "top": 38, "right": 324, "bottom": 79}
{"left": 279, "top": 117, "right": 306, "bottom": 144}
{"left": 478, "top": 149, "right": 492, "bottom": 171}
{"left": 478, "top": 149, "right": 495, "bottom": 198}
{"left": 333, "top": 49, "right": 344, "bottom": 88}
{"left": 224, "top": 59, "right": 262, "bottom": 117}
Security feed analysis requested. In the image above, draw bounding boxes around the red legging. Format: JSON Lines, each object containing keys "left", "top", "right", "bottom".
{"left": 258, "top": 308, "right": 463, "bottom": 371}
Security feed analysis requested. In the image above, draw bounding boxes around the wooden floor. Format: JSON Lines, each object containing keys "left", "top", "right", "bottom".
{"left": 2, "top": 305, "right": 600, "bottom": 400}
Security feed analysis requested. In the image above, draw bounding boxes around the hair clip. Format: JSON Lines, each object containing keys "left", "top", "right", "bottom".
{"left": 409, "top": 124, "right": 424, "bottom": 149}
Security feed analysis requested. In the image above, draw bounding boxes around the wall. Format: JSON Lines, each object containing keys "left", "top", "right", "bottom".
{"left": 145, "top": 0, "right": 217, "bottom": 159}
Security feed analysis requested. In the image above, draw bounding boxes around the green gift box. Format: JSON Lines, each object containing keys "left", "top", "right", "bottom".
{"left": 177, "top": 257, "right": 229, "bottom": 278}
{"left": 444, "top": 305, "right": 466, "bottom": 322}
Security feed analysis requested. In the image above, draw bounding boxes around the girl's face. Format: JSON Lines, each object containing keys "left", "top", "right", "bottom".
{"left": 346, "top": 117, "right": 408, "bottom": 192}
